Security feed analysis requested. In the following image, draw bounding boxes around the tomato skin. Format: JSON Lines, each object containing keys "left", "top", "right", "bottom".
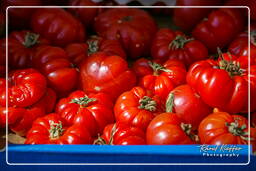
{"left": 31, "top": 8, "right": 85, "bottom": 46}
{"left": 146, "top": 113, "right": 195, "bottom": 145}
{"left": 114, "top": 87, "right": 164, "bottom": 131}
{"left": 0, "top": 107, "right": 25, "bottom": 127}
{"left": 132, "top": 58, "right": 153, "bottom": 79}
{"left": 0, "top": 68, "right": 47, "bottom": 107}
{"left": 100, "top": 122, "right": 146, "bottom": 145}
{"left": 151, "top": 28, "right": 208, "bottom": 67}
{"left": 94, "top": 8, "right": 157, "bottom": 58}
{"left": 25, "top": 113, "right": 92, "bottom": 144}
{"left": 170, "top": 85, "right": 212, "bottom": 129}
{"left": 192, "top": 8, "right": 244, "bottom": 53}
{"left": 187, "top": 56, "right": 256, "bottom": 113}
{"left": 55, "top": 90, "right": 114, "bottom": 137}
{"left": 32, "top": 45, "right": 78, "bottom": 96}
{"left": 198, "top": 112, "right": 253, "bottom": 145}
{"left": 80, "top": 52, "right": 136, "bottom": 100}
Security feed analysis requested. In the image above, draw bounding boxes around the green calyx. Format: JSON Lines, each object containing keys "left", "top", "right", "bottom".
{"left": 180, "top": 122, "right": 199, "bottom": 142}
{"left": 70, "top": 96, "right": 97, "bottom": 107}
{"left": 49, "top": 121, "right": 64, "bottom": 140}
{"left": 148, "top": 61, "right": 171, "bottom": 75}
{"left": 93, "top": 124, "right": 117, "bottom": 145}
{"left": 169, "top": 35, "right": 194, "bottom": 50}
{"left": 22, "top": 32, "right": 40, "bottom": 48}
{"left": 87, "top": 40, "right": 99, "bottom": 55}
{"left": 166, "top": 93, "right": 174, "bottom": 113}
{"left": 138, "top": 96, "right": 157, "bottom": 112}
{"left": 226, "top": 120, "right": 249, "bottom": 141}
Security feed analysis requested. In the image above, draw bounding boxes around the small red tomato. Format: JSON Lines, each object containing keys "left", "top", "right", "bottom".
{"left": 56, "top": 90, "right": 114, "bottom": 137}
{"left": 25, "top": 113, "right": 92, "bottom": 144}
{"left": 151, "top": 28, "right": 208, "bottom": 67}
{"left": 80, "top": 52, "right": 136, "bottom": 100}
{"left": 31, "top": 8, "right": 85, "bottom": 46}
{"left": 94, "top": 122, "right": 146, "bottom": 145}
{"left": 147, "top": 113, "right": 198, "bottom": 145}
{"left": 114, "top": 87, "right": 164, "bottom": 131}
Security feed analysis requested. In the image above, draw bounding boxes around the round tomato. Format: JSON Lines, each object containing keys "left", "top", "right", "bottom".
{"left": 94, "top": 122, "right": 146, "bottom": 145}
{"left": 151, "top": 28, "right": 208, "bottom": 67}
{"left": 147, "top": 113, "right": 198, "bottom": 145}
{"left": 187, "top": 54, "right": 256, "bottom": 113}
{"left": 0, "top": 68, "right": 47, "bottom": 107}
{"left": 31, "top": 8, "right": 85, "bottom": 46}
{"left": 0, "top": 107, "right": 25, "bottom": 127}
{"left": 199, "top": 112, "right": 254, "bottom": 145}
{"left": 114, "top": 87, "right": 164, "bottom": 131}
{"left": 140, "top": 59, "right": 187, "bottom": 100}
{"left": 32, "top": 45, "right": 78, "bottom": 96}
{"left": 25, "top": 113, "right": 92, "bottom": 144}
{"left": 94, "top": 8, "right": 157, "bottom": 58}
{"left": 80, "top": 52, "right": 136, "bottom": 100}
{"left": 56, "top": 90, "right": 114, "bottom": 137}
{"left": 192, "top": 8, "right": 244, "bottom": 53}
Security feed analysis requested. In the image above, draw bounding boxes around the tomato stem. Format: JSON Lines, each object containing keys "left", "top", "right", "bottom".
{"left": 138, "top": 96, "right": 157, "bottom": 112}
{"left": 49, "top": 121, "right": 64, "bottom": 140}
{"left": 22, "top": 32, "right": 40, "bottom": 48}
{"left": 169, "top": 35, "right": 194, "bottom": 50}
{"left": 180, "top": 122, "right": 199, "bottom": 142}
{"left": 70, "top": 96, "right": 96, "bottom": 107}
{"left": 166, "top": 93, "right": 174, "bottom": 113}
{"left": 93, "top": 124, "right": 117, "bottom": 145}
{"left": 225, "top": 119, "right": 249, "bottom": 140}
{"left": 148, "top": 61, "right": 171, "bottom": 76}
{"left": 87, "top": 40, "right": 99, "bottom": 55}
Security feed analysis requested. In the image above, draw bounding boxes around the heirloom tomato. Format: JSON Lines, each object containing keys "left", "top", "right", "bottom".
{"left": 192, "top": 8, "right": 244, "bottom": 52}
{"left": 32, "top": 45, "right": 78, "bottom": 96}
{"left": 31, "top": 8, "right": 85, "bottom": 46}
{"left": 80, "top": 52, "right": 136, "bottom": 100}
{"left": 151, "top": 28, "right": 208, "bottom": 67}
{"left": 94, "top": 8, "right": 157, "bottom": 58}
{"left": 140, "top": 59, "right": 187, "bottom": 100}
{"left": 114, "top": 87, "right": 164, "bottom": 131}
{"left": 94, "top": 122, "right": 146, "bottom": 145}
{"left": 25, "top": 113, "right": 92, "bottom": 144}
{"left": 199, "top": 112, "right": 255, "bottom": 145}
{"left": 56, "top": 90, "right": 114, "bottom": 137}
{"left": 187, "top": 54, "right": 256, "bottom": 113}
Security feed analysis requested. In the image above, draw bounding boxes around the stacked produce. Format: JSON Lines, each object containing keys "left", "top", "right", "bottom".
{"left": 0, "top": 0, "right": 255, "bottom": 152}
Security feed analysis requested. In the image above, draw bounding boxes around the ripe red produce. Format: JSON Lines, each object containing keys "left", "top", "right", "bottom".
{"left": 0, "top": 69, "right": 47, "bottom": 107}
{"left": 94, "top": 8, "right": 157, "bottom": 58}
{"left": 31, "top": 8, "right": 85, "bottom": 46}
{"left": 140, "top": 59, "right": 187, "bottom": 100}
{"left": 56, "top": 90, "right": 114, "bottom": 137}
{"left": 25, "top": 113, "right": 92, "bottom": 144}
{"left": 187, "top": 54, "right": 256, "bottom": 113}
{"left": 94, "top": 122, "right": 146, "bottom": 145}
{"left": 192, "top": 8, "right": 244, "bottom": 52}
{"left": 80, "top": 52, "right": 136, "bottom": 100}
{"left": 151, "top": 28, "right": 208, "bottom": 67}
{"left": 132, "top": 58, "right": 154, "bottom": 79}
{"left": 32, "top": 45, "right": 78, "bottom": 96}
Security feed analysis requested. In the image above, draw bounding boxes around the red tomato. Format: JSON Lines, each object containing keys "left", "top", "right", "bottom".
{"left": 31, "top": 8, "right": 85, "bottom": 46}
{"left": 0, "top": 107, "right": 25, "bottom": 127}
{"left": 192, "top": 8, "right": 245, "bottom": 53}
{"left": 94, "top": 8, "right": 157, "bottom": 58}
{"left": 94, "top": 122, "right": 146, "bottom": 145}
{"left": 32, "top": 45, "right": 78, "bottom": 96}
{"left": 147, "top": 113, "right": 197, "bottom": 145}
{"left": 0, "top": 31, "right": 49, "bottom": 69}
{"left": 0, "top": 68, "right": 47, "bottom": 107}
{"left": 168, "top": 85, "right": 212, "bottom": 129}
{"left": 199, "top": 112, "right": 254, "bottom": 145}
{"left": 187, "top": 55, "right": 256, "bottom": 113}
{"left": 151, "top": 28, "right": 208, "bottom": 67}
{"left": 80, "top": 52, "right": 136, "bottom": 100}
{"left": 173, "top": 0, "right": 222, "bottom": 32}
{"left": 140, "top": 59, "right": 187, "bottom": 100}
{"left": 25, "top": 113, "right": 92, "bottom": 144}
{"left": 132, "top": 58, "right": 153, "bottom": 79}
{"left": 114, "top": 87, "right": 164, "bottom": 131}
{"left": 55, "top": 90, "right": 114, "bottom": 137}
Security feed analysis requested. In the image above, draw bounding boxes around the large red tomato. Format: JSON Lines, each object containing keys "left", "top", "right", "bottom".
{"left": 140, "top": 59, "right": 187, "bottom": 100}
{"left": 0, "top": 68, "right": 47, "bottom": 107}
{"left": 192, "top": 8, "right": 244, "bottom": 53}
{"left": 25, "top": 113, "right": 92, "bottom": 144}
{"left": 114, "top": 87, "right": 164, "bottom": 131}
{"left": 31, "top": 8, "right": 85, "bottom": 46}
{"left": 94, "top": 8, "right": 157, "bottom": 58}
{"left": 32, "top": 45, "right": 78, "bottom": 96}
{"left": 147, "top": 113, "right": 198, "bottom": 145}
{"left": 168, "top": 84, "right": 212, "bottom": 129}
{"left": 55, "top": 90, "right": 114, "bottom": 137}
{"left": 151, "top": 28, "right": 208, "bottom": 67}
{"left": 198, "top": 112, "right": 255, "bottom": 145}
{"left": 80, "top": 52, "right": 136, "bottom": 100}
{"left": 94, "top": 122, "right": 146, "bottom": 145}
{"left": 187, "top": 54, "right": 256, "bottom": 113}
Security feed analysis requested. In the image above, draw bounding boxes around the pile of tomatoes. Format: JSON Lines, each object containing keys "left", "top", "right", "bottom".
{"left": 0, "top": 0, "right": 256, "bottom": 151}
